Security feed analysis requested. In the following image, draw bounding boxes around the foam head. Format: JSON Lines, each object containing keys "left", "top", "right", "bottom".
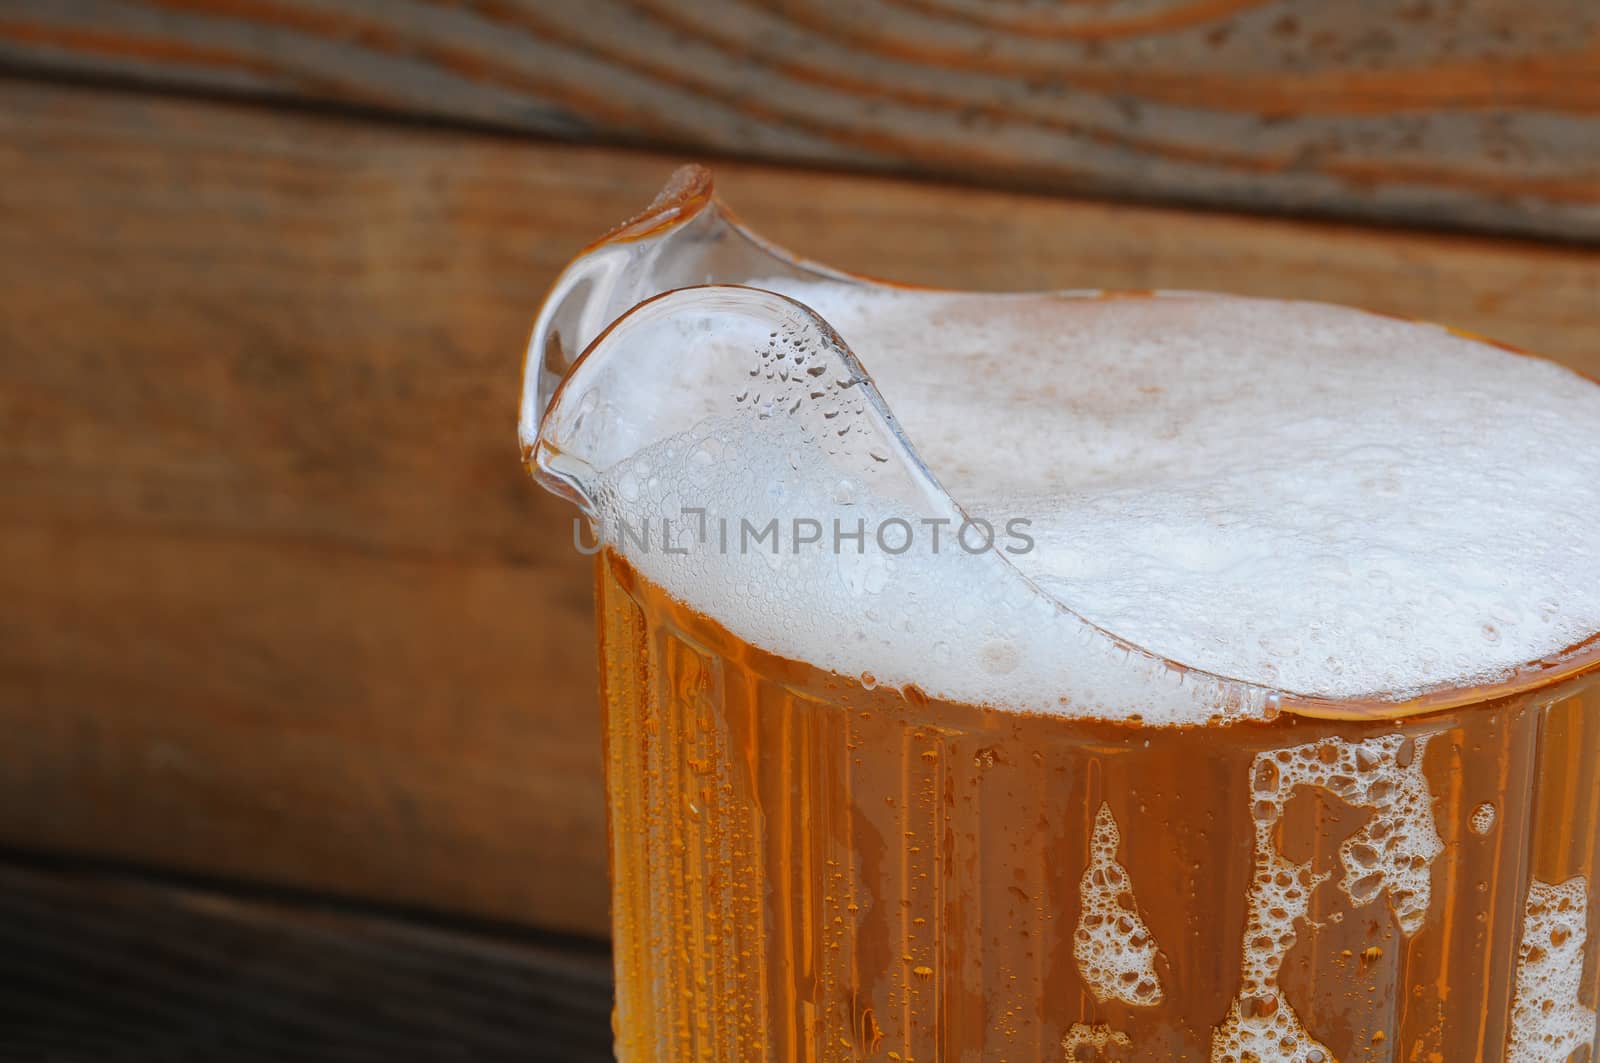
{"left": 533, "top": 277, "right": 1600, "bottom": 720}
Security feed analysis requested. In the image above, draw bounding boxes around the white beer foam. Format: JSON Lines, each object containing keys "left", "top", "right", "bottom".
{"left": 1214, "top": 733, "right": 1442, "bottom": 1062}
{"left": 1074, "top": 804, "right": 1163, "bottom": 1007}
{"left": 1255, "top": 733, "right": 1443, "bottom": 933}
{"left": 1509, "top": 877, "right": 1596, "bottom": 1063}
{"left": 748, "top": 281, "right": 1600, "bottom": 702}
{"left": 568, "top": 292, "right": 1280, "bottom": 722}
{"left": 1211, "top": 833, "right": 1332, "bottom": 1063}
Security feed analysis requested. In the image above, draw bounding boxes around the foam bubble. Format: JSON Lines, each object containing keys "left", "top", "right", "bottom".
{"left": 1074, "top": 803, "right": 1163, "bottom": 1006}
{"left": 1471, "top": 802, "right": 1497, "bottom": 835}
{"left": 1508, "top": 877, "right": 1595, "bottom": 1063}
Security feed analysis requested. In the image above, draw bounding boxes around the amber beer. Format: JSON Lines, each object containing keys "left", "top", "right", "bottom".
{"left": 597, "top": 549, "right": 1600, "bottom": 1063}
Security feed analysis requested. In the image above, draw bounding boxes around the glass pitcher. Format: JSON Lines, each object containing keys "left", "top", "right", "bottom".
{"left": 520, "top": 166, "right": 1600, "bottom": 1063}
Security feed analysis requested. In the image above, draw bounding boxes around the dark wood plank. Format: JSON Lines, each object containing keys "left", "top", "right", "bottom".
{"left": 0, "top": 0, "right": 1597, "bottom": 240}
{"left": 0, "top": 78, "right": 1596, "bottom": 939}
{"left": 0, "top": 858, "right": 612, "bottom": 1061}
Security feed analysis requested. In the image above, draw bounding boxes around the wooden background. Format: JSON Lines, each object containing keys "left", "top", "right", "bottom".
{"left": 1, "top": 1, "right": 1598, "bottom": 943}
{"left": 3, "top": 0, "right": 1599, "bottom": 240}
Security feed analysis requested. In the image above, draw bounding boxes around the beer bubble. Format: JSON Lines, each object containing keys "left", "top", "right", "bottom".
{"left": 1470, "top": 803, "right": 1496, "bottom": 835}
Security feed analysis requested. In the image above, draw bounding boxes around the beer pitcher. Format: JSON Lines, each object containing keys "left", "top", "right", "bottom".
{"left": 521, "top": 166, "right": 1600, "bottom": 1063}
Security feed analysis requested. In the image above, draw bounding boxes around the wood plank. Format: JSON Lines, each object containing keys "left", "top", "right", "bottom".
{"left": 0, "top": 78, "right": 1597, "bottom": 937}
{"left": 0, "top": 0, "right": 1597, "bottom": 240}
{"left": 0, "top": 521, "right": 610, "bottom": 935}
{"left": 0, "top": 858, "right": 612, "bottom": 1061}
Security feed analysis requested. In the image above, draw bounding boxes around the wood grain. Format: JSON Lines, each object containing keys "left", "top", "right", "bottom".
{"left": 0, "top": 77, "right": 1596, "bottom": 937}
{"left": 0, "top": 0, "right": 1597, "bottom": 241}
{"left": 0, "top": 859, "right": 612, "bottom": 1061}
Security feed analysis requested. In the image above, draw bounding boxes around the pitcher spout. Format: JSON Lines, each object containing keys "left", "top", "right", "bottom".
{"left": 520, "top": 165, "right": 850, "bottom": 463}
